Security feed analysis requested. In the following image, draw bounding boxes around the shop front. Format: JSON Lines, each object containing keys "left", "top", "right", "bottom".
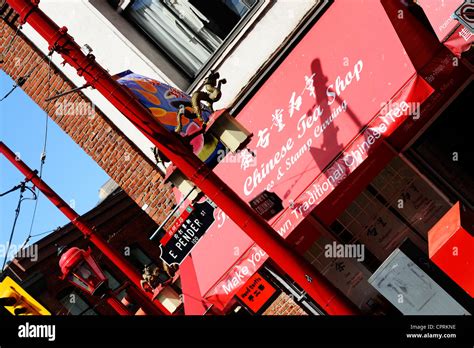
{"left": 179, "top": 0, "right": 473, "bottom": 315}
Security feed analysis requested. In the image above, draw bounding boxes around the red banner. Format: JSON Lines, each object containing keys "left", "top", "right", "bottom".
{"left": 204, "top": 75, "right": 433, "bottom": 310}
{"left": 236, "top": 272, "right": 276, "bottom": 313}
{"left": 194, "top": 0, "right": 437, "bottom": 311}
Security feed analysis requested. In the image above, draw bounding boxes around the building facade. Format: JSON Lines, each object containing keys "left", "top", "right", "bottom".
{"left": 2, "top": 187, "right": 184, "bottom": 315}
{"left": 1, "top": 0, "right": 473, "bottom": 316}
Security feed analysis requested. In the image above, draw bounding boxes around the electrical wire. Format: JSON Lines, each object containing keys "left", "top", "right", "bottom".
{"left": 1, "top": 182, "right": 37, "bottom": 272}
{"left": 29, "top": 228, "right": 57, "bottom": 239}
{"left": 18, "top": 228, "right": 58, "bottom": 251}
{"left": 0, "top": 27, "right": 55, "bottom": 261}
{"left": 0, "top": 183, "right": 23, "bottom": 197}
{"left": 21, "top": 52, "right": 54, "bottom": 249}
{"left": 0, "top": 58, "right": 43, "bottom": 102}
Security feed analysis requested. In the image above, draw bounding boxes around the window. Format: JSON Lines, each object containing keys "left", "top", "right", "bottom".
{"left": 59, "top": 290, "right": 97, "bottom": 315}
{"left": 103, "top": 269, "right": 127, "bottom": 300}
{"left": 326, "top": 156, "right": 452, "bottom": 270}
{"left": 129, "top": 245, "right": 154, "bottom": 268}
{"left": 407, "top": 87, "right": 474, "bottom": 208}
{"left": 123, "top": 0, "right": 259, "bottom": 76}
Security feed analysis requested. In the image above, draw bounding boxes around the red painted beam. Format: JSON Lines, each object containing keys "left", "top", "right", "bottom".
{"left": 106, "top": 294, "right": 132, "bottom": 316}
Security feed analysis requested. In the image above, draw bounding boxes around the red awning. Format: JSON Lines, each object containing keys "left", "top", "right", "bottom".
{"left": 180, "top": 256, "right": 212, "bottom": 315}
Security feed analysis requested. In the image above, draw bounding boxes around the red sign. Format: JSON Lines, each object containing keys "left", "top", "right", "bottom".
{"left": 428, "top": 202, "right": 474, "bottom": 297}
{"left": 236, "top": 272, "right": 276, "bottom": 313}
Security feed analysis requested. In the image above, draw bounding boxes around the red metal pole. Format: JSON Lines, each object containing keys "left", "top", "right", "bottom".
{"left": 0, "top": 141, "right": 170, "bottom": 316}
{"left": 105, "top": 293, "right": 132, "bottom": 316}
{"left": 5, "top": 0, "right": 358, "bottom": 314}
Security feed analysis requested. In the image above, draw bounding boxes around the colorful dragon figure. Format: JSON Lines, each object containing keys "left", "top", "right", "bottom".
{"left": 116, "top": 71, "right": 225, "bottom": 168}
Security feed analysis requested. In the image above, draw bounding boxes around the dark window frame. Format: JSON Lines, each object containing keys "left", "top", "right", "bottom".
{"left": 58, "top": 288, "right": 98, "bottom": 316}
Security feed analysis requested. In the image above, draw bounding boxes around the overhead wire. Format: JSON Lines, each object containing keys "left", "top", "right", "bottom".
{"left": 0, "top": 183, "right": 24, "bottom": 197}
{"left": 1, "top": 181, "right": 37, "bottom": 272}
{"left": 0, "top": 58, "right": 44, "bottom": 102}
{"left": 21, "top": 51, "right": 54, "bottom": 249}
{"left": 0, "top": 25, "right": 55, "bottom": 260}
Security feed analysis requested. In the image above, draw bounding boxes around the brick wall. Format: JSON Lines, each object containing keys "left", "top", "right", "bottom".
{"left": 0, "top": 6, "right": 174, "bottom": 226}
{"left": 263, "top": 292, "right": 308, "bottom": 315}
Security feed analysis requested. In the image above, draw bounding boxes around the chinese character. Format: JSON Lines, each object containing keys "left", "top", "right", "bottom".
{"left": 304, "top": 73, "right": 316, "bottom": 98}
{"left": 401, "top": 192, "right": 411, "bottom": 202}
{"left": 288, "top": 92, "right": 302, "bottom": 118}
{"left": 258, "top": 284, "right": 265, "bottom": 291}
{"left": 335, "top": 261, "right": 345, "bottom": 272}
{"left": 256, "top": 128, "right": 270, "bottom": 149}
{"left": 366, "top": 226, "right": 378, "bottom": 237}
{"left": 240, "top": 149, "right": 256, "bottom": 171}
{"left": 271, "top": 108, "right": 285, "bottom": 132}
{"left": 459, "top": 27, "right": 473, "bottom": 41}
{"left": 376, "top": 217, "right": 387, "bottom": 227}
{"left": 248, "top": 295, "right": 255, "bottom": 302}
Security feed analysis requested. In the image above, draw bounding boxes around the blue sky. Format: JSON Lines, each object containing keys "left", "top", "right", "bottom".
{"left": 0, "top": 70, "right": 110, "bottom": 268}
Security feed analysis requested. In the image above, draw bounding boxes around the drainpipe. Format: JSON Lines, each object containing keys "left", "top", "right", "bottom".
{"left": 5, "top": 0, "right": 358, "bottom": 314}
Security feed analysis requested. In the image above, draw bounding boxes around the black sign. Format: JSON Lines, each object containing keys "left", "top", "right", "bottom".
{"left": 249, "top": 190, "right": 283, "bottom": 220}
{"left": 159, "top": 200, "right": 215, "bottom": 265}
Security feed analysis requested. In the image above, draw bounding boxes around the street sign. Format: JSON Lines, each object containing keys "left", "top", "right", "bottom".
{"left": 454, "top": 0, "right": 474, "bottom": 32}
{"left": 159, "top": 200, "right": 215, "bottom": 265}
{"left": 249, "top": 190, "right": 283, "bottom": 220}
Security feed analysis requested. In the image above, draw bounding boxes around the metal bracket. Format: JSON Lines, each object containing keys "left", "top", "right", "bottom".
{"left": 45, "top": 83, "right": 90, "bottom": 102}
{"left": 47, "top": 26, "right": 70, "bottom": 54}
{"left": 18, "top": 0, "right": 39, "bottom": 25}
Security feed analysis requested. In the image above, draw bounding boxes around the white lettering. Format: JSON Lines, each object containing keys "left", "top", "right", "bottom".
{"left": 18, "top": 323, "right": 55, "bottom": 342}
